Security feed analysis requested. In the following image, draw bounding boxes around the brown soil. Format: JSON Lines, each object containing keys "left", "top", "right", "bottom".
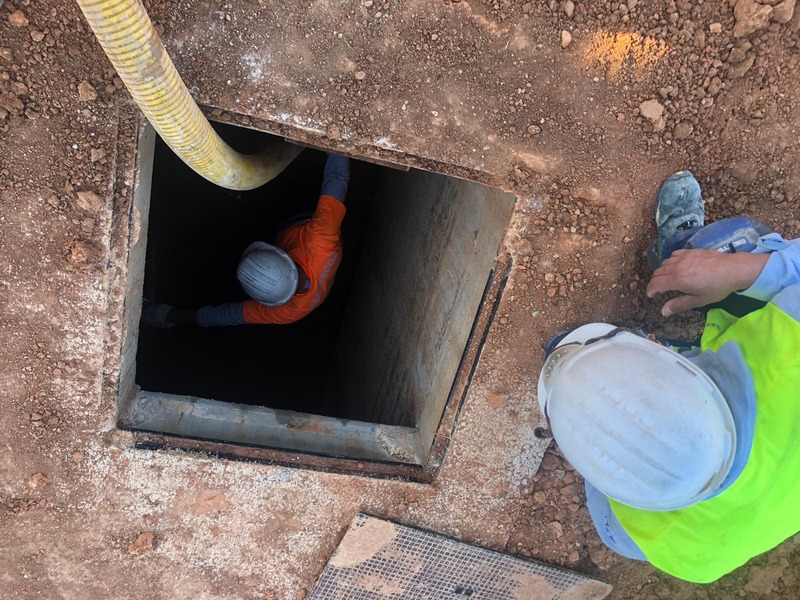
{"left": 1, "top": 0, "right": 799, "bottom": 598}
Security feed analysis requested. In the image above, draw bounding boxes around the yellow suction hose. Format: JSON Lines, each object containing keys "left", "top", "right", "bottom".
{"left": 76, "top": 0, "right": 302, "bottom": 190}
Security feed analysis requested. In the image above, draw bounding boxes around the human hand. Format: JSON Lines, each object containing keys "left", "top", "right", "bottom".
{"left": 646, "top": 249, "right": 769, "bottom": 316}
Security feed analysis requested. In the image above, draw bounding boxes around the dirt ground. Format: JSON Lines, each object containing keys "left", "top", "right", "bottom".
{"left": 2, "top": 0, "right": 800, "bottom": 598}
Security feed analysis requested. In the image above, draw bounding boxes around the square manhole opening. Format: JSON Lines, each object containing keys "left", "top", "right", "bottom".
{"left": 116, "top": 119, "right": 515, "bottom": 478}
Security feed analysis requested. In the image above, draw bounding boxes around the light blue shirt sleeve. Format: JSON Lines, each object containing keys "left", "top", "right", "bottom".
{"left": 739, "top": 234, "right": 800, "bottom": 304}
{"left": 196, "top": 302, "right": 247, "bottom": 327}
{"left": 584, "top": 482, "right": 647, "bottom": 561}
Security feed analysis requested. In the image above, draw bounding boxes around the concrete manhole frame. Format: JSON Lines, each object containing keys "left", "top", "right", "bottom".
{"left": 105, "top": 109, "right": 513, "bottom": 483}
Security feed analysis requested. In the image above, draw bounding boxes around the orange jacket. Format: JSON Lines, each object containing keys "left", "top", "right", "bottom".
{"left": 242, "top": 195, "right": 345, "bottom": 324}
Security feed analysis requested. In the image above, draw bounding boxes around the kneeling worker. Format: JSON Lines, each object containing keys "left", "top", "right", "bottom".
{"left": 144, "top": 152, "right": 350, "bottom": 327}
{"left": 537, "top": 171, "right": 800, "bottom": 583}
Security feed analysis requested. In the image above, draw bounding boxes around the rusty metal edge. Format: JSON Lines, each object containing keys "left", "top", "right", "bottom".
{"left": 425, "top": 254, "right": 513, "bottom": 471}
{"left": 131, "top": 431, "right": 432, "bottom": 482}
{"left": 283, "top": 137, "right": 411, "bottom": 172}
{"left": 127, "top": 253, "right": 511, "bottom": 483}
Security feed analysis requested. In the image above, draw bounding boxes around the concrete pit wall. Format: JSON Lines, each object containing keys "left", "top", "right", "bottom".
{"left": 332, "top": 169, "right": 516, "bottom": 450}
{"left": 119, "top": 125, "right": 515, "bottom": 466}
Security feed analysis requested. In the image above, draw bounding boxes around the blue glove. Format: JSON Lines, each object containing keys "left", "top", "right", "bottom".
{"left": 321, "top": 153, "right": 350, "bottom": 203}
{"left": 141, "top": 302, "right": 174, "bottom": 329}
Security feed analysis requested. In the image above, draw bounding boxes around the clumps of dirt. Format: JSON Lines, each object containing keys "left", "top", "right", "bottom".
{"left": 507, "top": 448, "right": 597, "bottom": 569}
{"left": 532, "top": 0, "right": 800, "bottom": 211}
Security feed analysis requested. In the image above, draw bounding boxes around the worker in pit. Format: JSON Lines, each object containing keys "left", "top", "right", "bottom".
{"left": 537, "top": 171, "right": 800, "bottom": 584}
{"left": 143, "top": 152, "right": 350, "bottom": 327}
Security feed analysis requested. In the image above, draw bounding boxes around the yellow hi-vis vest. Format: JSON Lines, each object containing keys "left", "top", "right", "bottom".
{"left": 609, "top": 304, "right": 800, "bottom": 583}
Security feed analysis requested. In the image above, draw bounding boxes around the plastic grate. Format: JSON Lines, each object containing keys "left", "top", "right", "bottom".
{"left": 308, "top": 513, "right": 612, "bottom": 599}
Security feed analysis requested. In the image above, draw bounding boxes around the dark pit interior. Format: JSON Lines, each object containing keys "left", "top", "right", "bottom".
{"left": 137, "top": 123, "right": 380, "bottom": 421}
{"left": 135, "top": 121, "right": 516, "bottom": 433}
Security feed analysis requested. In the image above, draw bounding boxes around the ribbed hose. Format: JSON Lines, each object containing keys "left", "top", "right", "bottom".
{"left": 76, "top": 0, "right": 302, "bottom": 190}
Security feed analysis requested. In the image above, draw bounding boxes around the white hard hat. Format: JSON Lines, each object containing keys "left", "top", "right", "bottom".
{"left": 237, "top": 242, "right": 298, "bottom": 307}
{"left": 537, "top": 324, "right": 736, "bottom": 511}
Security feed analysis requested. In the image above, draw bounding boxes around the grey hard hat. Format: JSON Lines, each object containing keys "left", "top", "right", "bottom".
{"left": 237, "top": 242, "right": 299, "bottom": 307}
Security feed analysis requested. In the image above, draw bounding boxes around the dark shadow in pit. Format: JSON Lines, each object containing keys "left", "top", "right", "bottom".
{"left": 136, "top": 123, "right": 377, "bottom": 420}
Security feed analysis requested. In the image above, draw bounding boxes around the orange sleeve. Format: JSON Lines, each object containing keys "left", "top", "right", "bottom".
{"left": 242, "top": 300, "right": 297, "bottom": 325}
{"left": 310, "top": 195, "right": 346, "bottom": 236}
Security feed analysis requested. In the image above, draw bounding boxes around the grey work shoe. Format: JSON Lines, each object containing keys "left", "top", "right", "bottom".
{"left": 654, "top": 171, "right": 705, "bottom": 257}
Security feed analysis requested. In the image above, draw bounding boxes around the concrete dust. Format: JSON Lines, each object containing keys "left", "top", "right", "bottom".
{"left": 559, "top": 579, "right": 614, "bottom": 600}
{"left": 511, "top": 573, "right": 557, "bottom": 600}
{"left": 330, "top": 518, "right": 397, "bottom": 569}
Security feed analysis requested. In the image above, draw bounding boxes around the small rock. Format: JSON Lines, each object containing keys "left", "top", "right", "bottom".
{"left": 364, "top": 0, "right": 373, "bottom": 6}
{"left": 0, "top": 93, "right": 24, "bottom": 115}
{"left": 709, "top": 22, "right": 723, "bottom": 34}
{"left": 694, "top": 30, "right": 706, "bottom": 48}
{"left": 547, "top": 521, "right": 564, "bottom": 538}
{"left": 128, "top": 531, "right": 156, "bottom": 555}
{"left": 30, "top": 412, "right": 42, "bottom": 421}
{"left": 30, "top": 30, "right": 45, "bottom": 42}
{"left": 627, "top": 0, "right": 638, "bottom": 9}
{"left": 67, "top": 240, "right": 100, "bottom": 265}
{"left": 27, "top": 473, "right": 47, "bottom": 489}
{"left": 527, "top": 124, "right": 541, "bottom": 135}
{"left": 728, "top": 44, "right": 750, "bottom": 65}
{"left": 354, "top": 70, "right": 366, "bottom": 80}
{"left": 76, "top": 190, "right": 105, "bottom": 212}
{"left": 0, "top": 48, "right": 12, "bottom": 61}
{"left": 639, "top": 98, "right": 665, "bottom": 131}
{"left": 90, "top": 148, "right": 106, "bottom": 163}
{"left": 733, "top": 0, "right": 773, "bottom": 38}
{"left": 728, "top": 53, "right": 755, "bottom": 78}
{"left": 573, "top": 187, "right": 600, "bottom": 202}
{"left": 568, "top": 550, "right": 580, "bottom": 563}
{"left": 77, "top": 80, "right": 98, "bottom": 102}
{"left": 673, "top": 121, "right": 694, "bottom": 139}
{"left": 9, "top": 10, "right": 29, "bottom": 28}
{"left": 560, "top": 30, "right": 572, "bottom": 48}
{"left": 563, "top": 0, "right": 575, "bottom": 18}
{"left": 533, "top": 491, "right": 547, "bottom": 503}
{"left": 773, "top": 0, "right": 796, "bottom": 24}
{"left": 326, "top": 124, "right": 341, "bottom": 140}
{"left": 0, "top": 93, "right": 25, "bottom": 115}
